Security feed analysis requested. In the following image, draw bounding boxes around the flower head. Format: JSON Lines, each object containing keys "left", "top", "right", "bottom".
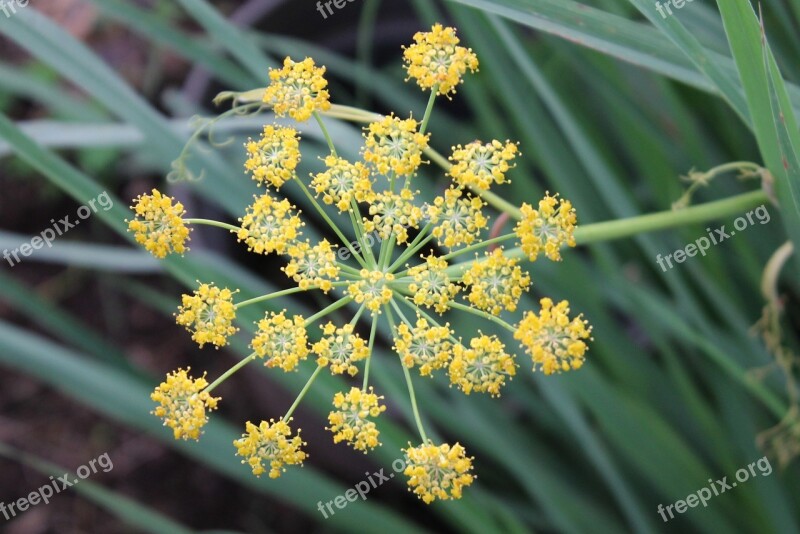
{"left": 515, "top": 193, "right": 577, "bottom": 262}
{"left": 238, "top": 194, "right": 304, "bottom": 255}
{"left": 263, "top": 57, "right": 330, "bottom": 122}
{"left": 429, "top": 188, "right": 488, "bottom": 249}
{"left": 311, "top": 155, "right": 374, "bottom": 212}
{"left": 403, "top": 441, "right": 474, "bottom": 503}
{"left": 462, "top": 249, "right": 530, "bottom": 315}
{"left": 347, "top": 270, "right": 395, "bottom": 313}
{"left": 283, "top": 240, "right": 340, "bottom": 292}
{"left": 449, "top": 140, "right": 519, "bottom": 190}
{"left": 515, "top": 298, "right": 592, "bottom": 375}
{"left": 403, "top": 24, "right": 479, "bottom": 97}
{"left": 252, "top": 311, "right": 310, "bottom": 372}
{"left": 407, "top": 254, "right": 460, "bottom": 314}
{"left": 127, "top": 189, "right": 191, "bottom": 258}
{"left": 449, "top": 335, "right": 516, "bottom": 396}
{"left": 244, "top": 125, "right": 301, "bottom": 188}
{"left": 313, "top": 323, "right": 369, "bottom": 376}
{"left": 175, "top": 283, "right": 238, "bottom": 348}
{"left": 364, "top": 189, "right": 423, "bottom": 245}
{"left": 151, "top": 368, "right": 219, "bottom": 441}
{"left": 394, "top": 317, "right": 452, "bottom": 376}
{"left": 327, "top": 387, "right": 386, "bottom": 452}
{"left": 363, "top": 114, "right": 429, "bottom": 176}
{"left": 234, "top": 419, "right": 307, "bottom": 478}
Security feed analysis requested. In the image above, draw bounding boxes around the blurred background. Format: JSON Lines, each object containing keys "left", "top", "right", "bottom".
{"left": 0, "top": 0, "right": 798, "bottom": 532}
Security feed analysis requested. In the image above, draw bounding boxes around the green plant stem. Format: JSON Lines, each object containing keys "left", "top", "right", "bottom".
{"left": 304, "top": 296, "right": 354, "bottom": 326}
{"left": 283, "top": 364, "right": 324, "bottom": 421}
{"left": 384, "top": 304, "right": 428, "bottom": 442}
{"left": 362, "top": 312, "right": 379, "bottom": 391}
{"left": 184, "top": 218, "right": 240, "bottom": 233}
{"left": 235, "top": 282, "right": 350, "bottom": 309}
{"left": 389, "top": 225, "right": 434, "bottom": 273}
{"left": 349, "top": 198, "right": 377, "bottom": 267}
{"left": 205, "top": 352, "right": 257, "bottom": 393}
{"left": 448, "top": 301, "right": 516, "bottom": 333}
{"left": 313, "top": 111, "right": 337, "bottom": 156}
{"left": 420, "top": 87, "right": 438, "bottom": 135}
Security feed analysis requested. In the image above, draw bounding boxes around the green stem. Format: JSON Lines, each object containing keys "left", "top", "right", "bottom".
{"left": 205, "top": 352, "right": 257, "bottom": 393}
{"left": 349, "top": 197, "right": 377, "bottom": 267}
{"left": 384, "top": 304, "right": 428, "bottom": 442}
{"left": 184, "top": 218, "right": 240, "bottom": 233}
{"left": 313, "top": 111, "right": 337, "bottom": 156}
{"left": 441, "top": 233, "right": 515, "bottom": 262}
{"left": 448, "top": 301, "right": 516, "bottom": 333}
{"left": 305, "top": 296, "right": 354, "bottom": 326}
{"left": 235, "top": 282, "right": 350, "bottom": 309}
{"left": 419, "top": 87, "right": 438, "bottom": 135}
{"left": 389, "top": 223, "right": 434, "bottom": 273}
{"left": 362, "top": 312, "right": 379, "bottom": 391}
{"left": 283, "top": 364, "right": 325, "bottom": 421}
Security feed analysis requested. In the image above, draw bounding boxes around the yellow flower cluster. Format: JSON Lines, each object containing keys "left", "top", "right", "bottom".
{"left": 515, "top": 193, "right": 577, "bottom": 262}
{"left": 263, "top": 57, "right": 330, "bottom": 122}
{"left": 127, "top": 189, "right": 191, "bottom": 258}
{"left": 394, "top": 317, "right": 453, "bottom": 376}
{"left": 515, "top": 298, "right": 592, "bottom": 375}
{"left": 151, "top": 368, "right": 219, "bottom": 441}
{"left": 244, "top": 125, "right": 301, "bottom": 188}
{"left": 311, "top": 155, "right": 374, "bottom": 212}
{"left": 403, "top": 441, "right": 475, "bottom": 503}
{"left": 252, "top": 311, "right": 310, "bottom": 372}
{"left": 313, "top": 323, "right": 369, "bottom": 376}
{"left": 234, "top": 419, "right": 307, "bottom": 478}
{"left": 449, "top": 335, "right": 516, "bottom": 397}
{"left": 283, "top": 240, "right": 340, "bottom": 291}
{"left": 449, "top": 140, "right": 519, "bottom": 190}
{"left": 462, "top": 249, "right": 531, "bottom": 315}
{"left": 237, "top": 194, "right": 304, "bottom": 255}
{"left": 364, "top": 189, "right": 423, "bottom": 244}
{"left": 347, "top": 270, "right": 395, "bottom": 313}
{"left": 363, "top": 114, "right": 429, "bottom": 176}
{"left": 175, "top": 283, "right": 238, "bottom": 348}
{"left": 407, "top": 254, "right": 460, "bottom": 314}
{"left": 327, "top": 387, "right": 386, "bottom": 452}
{"left": 429, "top": 187, "right": 488, "bottom": 249}
{"left": 403, "top": 24, "right": 479, "bottom": 97}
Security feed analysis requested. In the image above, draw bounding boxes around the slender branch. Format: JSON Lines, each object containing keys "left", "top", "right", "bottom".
{"left": 205, "top": 352, "right": 257, "bottom": 393}
{"left": 185, "top": 218, "right": 240, "bottom": 233}
{"left": 283, "top": 365, "right": 325, "bottom": 421}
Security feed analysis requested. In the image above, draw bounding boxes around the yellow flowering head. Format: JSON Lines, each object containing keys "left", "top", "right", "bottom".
{"left": 252, "top": 310, "right": 310, "bottom": 372}
{"left": 327, "top": 387, "right": 386, "bottom": 452}
{"left": 394, "top": 317, "right": 452, "bottom": 376}
{"left": 346, "top": 270, "right": 395, "bottom": 313}
{"left": 234, "top": 418, "right": 307, "bottom": 478}
{"left": 244, "top": 125, "right": 301, "bottom": 188}
{"left": 175, "top": 283, "right": 238, "bottom": 348}
{"left": 403, "top": 441, "right": 474, "bottom": 503}
{"left": 402, "top": 24, "right": 479, "bottom": 97}
{"left": 429, "top": 187, "right": 488, "bottom": 249}
{"left": 151, "top": 368, "right": 219, "bottom": 441}
{"left": 237, "top": 193, "right": 304, "bottom": 255}
{"left": 311, "top": 155, "right": 374, "bottom": 212}
{"left": 313, "top": 322, "right": 369, "bottom": 376}
{"left": 515, "top": 193, "right": 577, "bottom": 262}
{"left": 407, "top": 254, "right": 460, "bottom": 314}
{"left": 449, "top": 140, "right": 519, "bottom": 190}
{"left": 363, "top": 114, "right": 429, "bottom": 176}
{"left": 127, "top": 189, "right": 191, "bottom": 258}
{"left": 449, "top": 334, "right": 516, "bottom": 397}
{"left": 514, "top": 298, "right": 592, "bottom": 375}
{"left": 462, "top": 248, "right": 530, "bottom": 315}
{"left": 263, "top": 56, "right": 330, "bottom": 122}
{"left": 283, "top": 240, "right": 340, "bottom": 292}
{"left": 363, "top": 189, "right": 423, "bottom": 245}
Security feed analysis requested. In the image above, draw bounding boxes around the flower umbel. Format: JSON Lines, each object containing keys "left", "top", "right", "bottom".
{"left": 403, "top": 24, "right": 479, "bottom": 97}
{"left": 327, "top": 387, "right": 387, "bottom": 452}
{"left": 311, "top": 155, "right": 374, "bottom": 212}
{"left": 462, "top": 248, "right": 531, "bottom": 315}
{"left": 515, "top": 193, "right": 577, "bottom": 262}
{"left": 175, "top": 283, "right": 238, "bottom": 348}
{"left": 407, "top": 254, "right": 460, "bottom": 314}
{"left": 252, "top": 311, "right": 310, "bottom": 372}
{"left": 449, "top": 334, "right": 516, "bottom": 396}
{"left": 363, "top": 114, "right": 429, "bottom": 176}
{"left": 449, "top": 140, "right": 519, "bottom": 190}
{"left": 244, "top": 125, "right": 301, "bottom": 188}
{"left": 151, "top": 368, "right": 219, "bottom": 441}
{"left": 238, "top": 194, "right": 304, "bottom": 255}
{"left": 403, "top": 441, "right": 475, "bottom": 503}
{"left": 263, "top": 57, "right": 330, "bottom": 122}
{"left": 283, "top": 240, "right": 340, "bottom": 291}
{"left": 394, "top": 317, "right": 453, "bottom": 376}
{"left": 515, "top": 298, "right": 593, "bottom": 375}
{"left": 234, "top": 419, "right": 307, "bottom": 478}
{"left": 127, "top": 189, "right": 191, "bottom": 258}
{"left": 313, "top": 322, "right": 369, "bottom": 376}
{"left": 347, "top": 270, "right": 395, "bottom": 313}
